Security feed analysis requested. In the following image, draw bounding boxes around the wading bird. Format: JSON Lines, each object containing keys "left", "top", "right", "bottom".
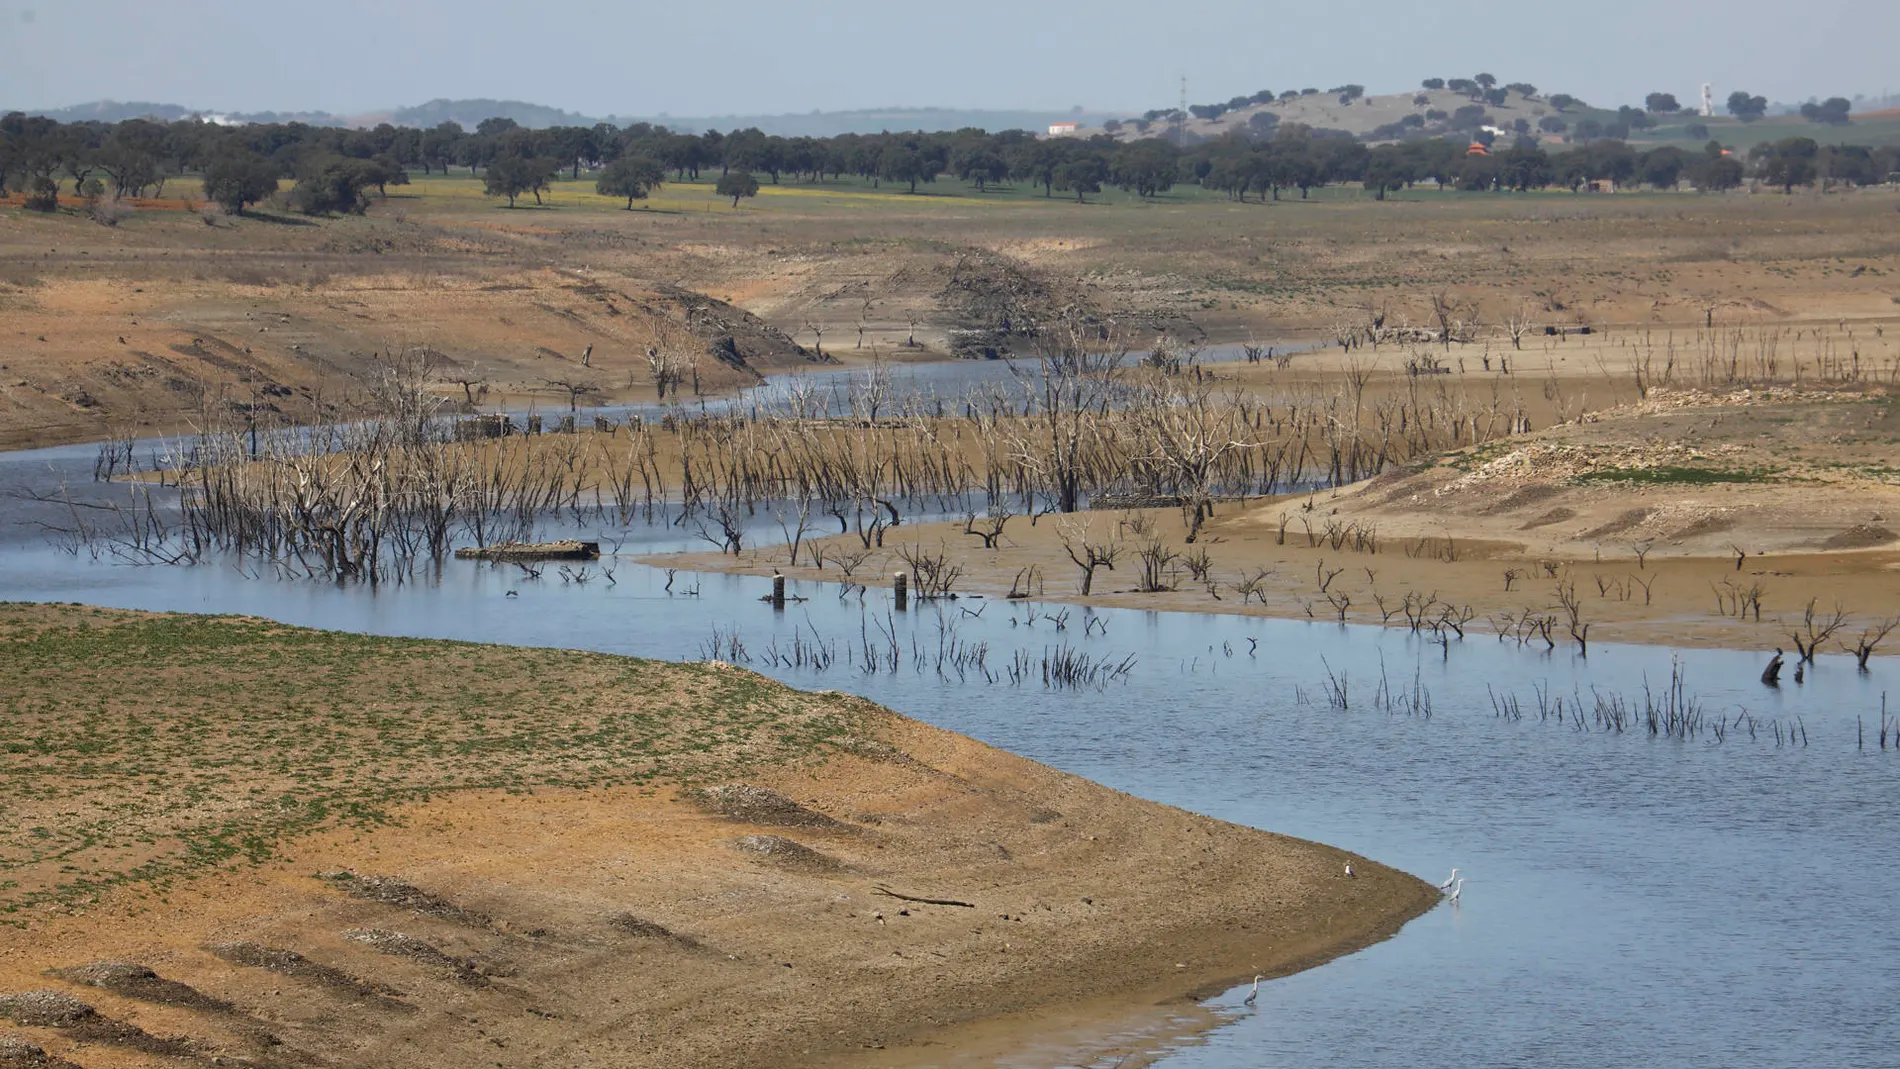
{"left": 1244, "top": 975, "right": 1261, "bottom": 1006}
{"left": 1438, "top": 868, "right": 1460, "bottom": 892}
{"left": 1344, "top": 862, "right": 1355, "bottom": 878}
{"left": 1448, "top": 878, "right": 1464, "bottom": 905}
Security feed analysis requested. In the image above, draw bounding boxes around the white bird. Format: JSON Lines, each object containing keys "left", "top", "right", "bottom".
{"left": 1447, "top": 878, "right": 1464, "bottom": 905}
{"left": 1438, "top": 868, "right": 1460, "bottom": 893}
{"left": 1243, "top": 974, "right": 1261, "bottom": 1007}
{"left": 1344, "top": 862, "right": 1355, "bottom": 878}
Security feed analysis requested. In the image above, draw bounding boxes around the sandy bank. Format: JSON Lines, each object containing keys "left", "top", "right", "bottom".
{"left": 0, "top": 606, "right": 1435, "bottom": 1069}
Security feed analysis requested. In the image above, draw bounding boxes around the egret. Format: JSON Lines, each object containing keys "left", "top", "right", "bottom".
{"left": 1344, "top": 862, "right": 1355, "bottom": 878}
{"left": 1447, "top": 878, "right": 1464, "bottom": 905}
{"left": 1243, "top": 974, "right": 1261, "bottom": 1007}
{"left": 1437, "top": 868, "right": 1460, "bottom": 893}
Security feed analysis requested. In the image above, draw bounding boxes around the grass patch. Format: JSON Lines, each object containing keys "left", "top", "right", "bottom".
{"left": 1572, "top": 465, "right": 1780, "bottom": 486}
{"left": 0, "top": 604, "right": 864, "bottom": 922}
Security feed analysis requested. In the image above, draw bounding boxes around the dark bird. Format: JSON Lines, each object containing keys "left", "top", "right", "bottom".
{"left": 505, "top": 590, "right": 519, "bottom": 597}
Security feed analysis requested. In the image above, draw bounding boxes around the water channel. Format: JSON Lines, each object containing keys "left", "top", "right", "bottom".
{"left": 2, "top": 356, "right": 1895, "bottom": 1068}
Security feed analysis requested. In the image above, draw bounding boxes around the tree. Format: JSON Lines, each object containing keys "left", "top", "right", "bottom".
{"left": 1726, "top": 91, "right": 1767, "bottom": 122}
{"left": 1639, "top": 146, "right": 1686, "bottom": 189}
{"left": 1447, "top": 78, "right": 1478, "bottom": 96}
{"left": 1054, "top": 158, "right": 1105, "bottom": 202}
{"left": 483, "top": 154, "right": 557, "bottom": 207}
{"left": 1421, "top": 78, "right": 1446, "bottom": 90}
{"left": 1474, "top": 73, "right": 1497, "bottom": 91}
{"left": 290, "top": 156, "right": 379, "bottom": 215}
{"left": 954, "top": 149, "right": 1009, "bottom": 191}
{"left": 200, "top": 151, "right": 279, "bottom": 215}
{"left": 1645, "top": 92, "right": 1681, "bottom": 113}
{"left": 716, "top": 170, "right": 759, "bottom": 207}
{"left": 1799, "top": 97, "right": 1852, "bottom": 125}
{"left": 1695, "top": 153, "right": 1745, "bottom": 192}
{"left": 1757, "top": 137, "right": 1819, "bottom": 193}
{"left": 1539, "top": 115, "right": 1568, "bottom": 134}
{"left": 1110, "top": 139, "right": 1178, "bottom": 197}
{"left": 1685, "top": 123, "right": 1710, "bottom": 141}
{"left": 595, "top": 155, "right": 664, "bottom": 208}
{"left": 878, "top": 145, "right": 930, "bottom": 193}
{"left": 1548, "top": 93, "right": 1577, "bottom": 112}
{"left": 1504, "top": 82, "right": 1538, "bottom": 99}
{"left": 1363, "top": 156, "right": 1405, "bottom": 200}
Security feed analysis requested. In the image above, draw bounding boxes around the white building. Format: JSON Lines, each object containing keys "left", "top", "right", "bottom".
{"left": 1048, "top": 122, "right": 1080, "bottom": 136}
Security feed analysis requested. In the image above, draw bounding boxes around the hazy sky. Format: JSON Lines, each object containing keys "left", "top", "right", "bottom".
{"left": 1, "top": 1, "right": 1893, "bottom": 117}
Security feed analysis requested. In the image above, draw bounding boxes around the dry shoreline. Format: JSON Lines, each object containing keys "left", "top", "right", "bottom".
{"left": 0, "top": 606, "right": 1438, "bottom": 1069}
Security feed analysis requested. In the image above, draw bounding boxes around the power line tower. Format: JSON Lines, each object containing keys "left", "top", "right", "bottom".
{"left": 1700, "top": 83, "right": 1715, "bottom": 118}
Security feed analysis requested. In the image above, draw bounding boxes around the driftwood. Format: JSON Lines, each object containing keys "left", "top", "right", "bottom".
{"left": 870, "top": 885, "right": 975, "bottom": 908}
{"left": 454, "top": 540, "right": 600, "bottom": 562}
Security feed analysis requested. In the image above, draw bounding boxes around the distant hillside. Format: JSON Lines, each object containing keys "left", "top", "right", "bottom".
{"left": 1075, "top": 87, "right": 1558, "bottom": 143}
{"left": 9, "top": 100, "right": 345, "bottom": 125}
{"left": 612, "top": 108, "right": 1119, "bottom": 137}
{"left": 388, "top": 98, "right": 602, "bottom": 130}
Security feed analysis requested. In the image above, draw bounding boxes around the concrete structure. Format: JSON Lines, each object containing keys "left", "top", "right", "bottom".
{"left": 1048, "top": 122, "right": 1079, "bottom": 136}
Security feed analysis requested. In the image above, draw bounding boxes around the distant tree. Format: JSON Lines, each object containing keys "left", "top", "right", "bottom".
{"left": 1053, "top": 157, "right": 1105, "bottom": 202}
{"left": 1475, "top": 73, "right": 1498, "bottom": 91}
{"left": 1574, "top": 119, "right": 1604, "bottom": 142}
{"left": 1604, "top": 120, "right": 1632, "bottom": 140}
{"left": 1364, "top": 156, "right": 1406, "bottom": 200}
{"left": 1300, "top": 88, "right": 1318, "bottom": 95}
{"left": 474, "top": 116, "right": 519, "bottom": 138}
{"left": 1726, "top": 91, "right": 1768, "bottom": 122}
{"left": 1693, "top": 143, "right": 1745, "bottom": 191}
{"left": 200, "top": 152, "right": 279, "bottom": 215}
{"left": 290, "top": 156, "right": 381, "bottom": 215}
{"left": 1448, "top": 78, "right": 1478, "bottom": 96}
{"left": 1639, "top": 146, "right": 1686, "bottom": 188}
{"left": 1413, "top": 93, "right": 1431, "bottom": 107}
{"left": 483, "top": 154, "right": 557, "bottom": 207}
{"left": 595, "top": 155, "right": 664, "bottom": 208}
{"left": 1110, "top": 139, "right": 1179, "bottom": 197}
{"left": 1421, "top": 78, "right": 1446, "bottom": 90}
{"left": 1757, "top": 137, "right": 1819, "bottom": 192}
{"left": 878, "top": 146, "right": 929, "bottom": 193}
{"left": 1645, "top": 92, "right": 1682, "bottom": 113}
{"left": 1799, "top": 97, "right": 1852, "bottom": 125}
{"left": 716, "top": 170, "right": 760, "bottom": 206}
{"left": 1685, "top": 123, "right": 1710, "bottom": 141}
{"left": 1227, "top": 96, "right": 1252, "bottom": 110}
{"left": 1483, "top": 88, "right": 1509, "bottom": 107}
{"left": 1279, "top": 90, "right": 1301, "bottom": 102}
{"left": 1248, "top": 111, "right": 1281, "bottom": 136}
{"left": 1102, "top": 119, "right": 1124, "bottom": 134}
{"left": 1548, "top": 93, "right": 1577, "bottom": 112}
{"left": 1504, "top": 82, "right": 1538, "bottom": 98}
{"left": 1513, "top": 118, "right": 1531, "bottom": 134}
{"left": 1539, "top": 115, "right": 1568, "bottom": 133}
{"left": 1249, "top": 90, "right": 1276, "bottom": 104}
{"left": 955, "top": 149, "right": 1009, "bottom": 191}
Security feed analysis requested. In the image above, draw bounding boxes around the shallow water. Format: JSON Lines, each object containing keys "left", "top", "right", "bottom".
{"left": 3, "top": 435, "right": 1897, "bottom": 1068}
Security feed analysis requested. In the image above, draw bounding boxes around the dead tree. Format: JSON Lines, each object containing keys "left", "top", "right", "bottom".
{"left": 1790, "top": 598, "right": 1849, "bottom": 664}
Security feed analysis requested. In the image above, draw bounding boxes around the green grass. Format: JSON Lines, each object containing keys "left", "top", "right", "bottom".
{"left": 0, "top": 604, "right": 864, "bottom": 923}
{"left": 1572, "top": 464, "right": 1781, "bottom": 486}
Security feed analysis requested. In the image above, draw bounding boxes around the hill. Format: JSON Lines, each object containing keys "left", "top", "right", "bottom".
{"left": 613, "top": 107, "right": 1120, "bottom": 137}
{"left": 387, "top": 97, "right": 603, "bottom": 129}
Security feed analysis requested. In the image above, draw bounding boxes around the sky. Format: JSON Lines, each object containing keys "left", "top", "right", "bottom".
{"left": 0, "top": 0, "right": 1893, "bottom": 118}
